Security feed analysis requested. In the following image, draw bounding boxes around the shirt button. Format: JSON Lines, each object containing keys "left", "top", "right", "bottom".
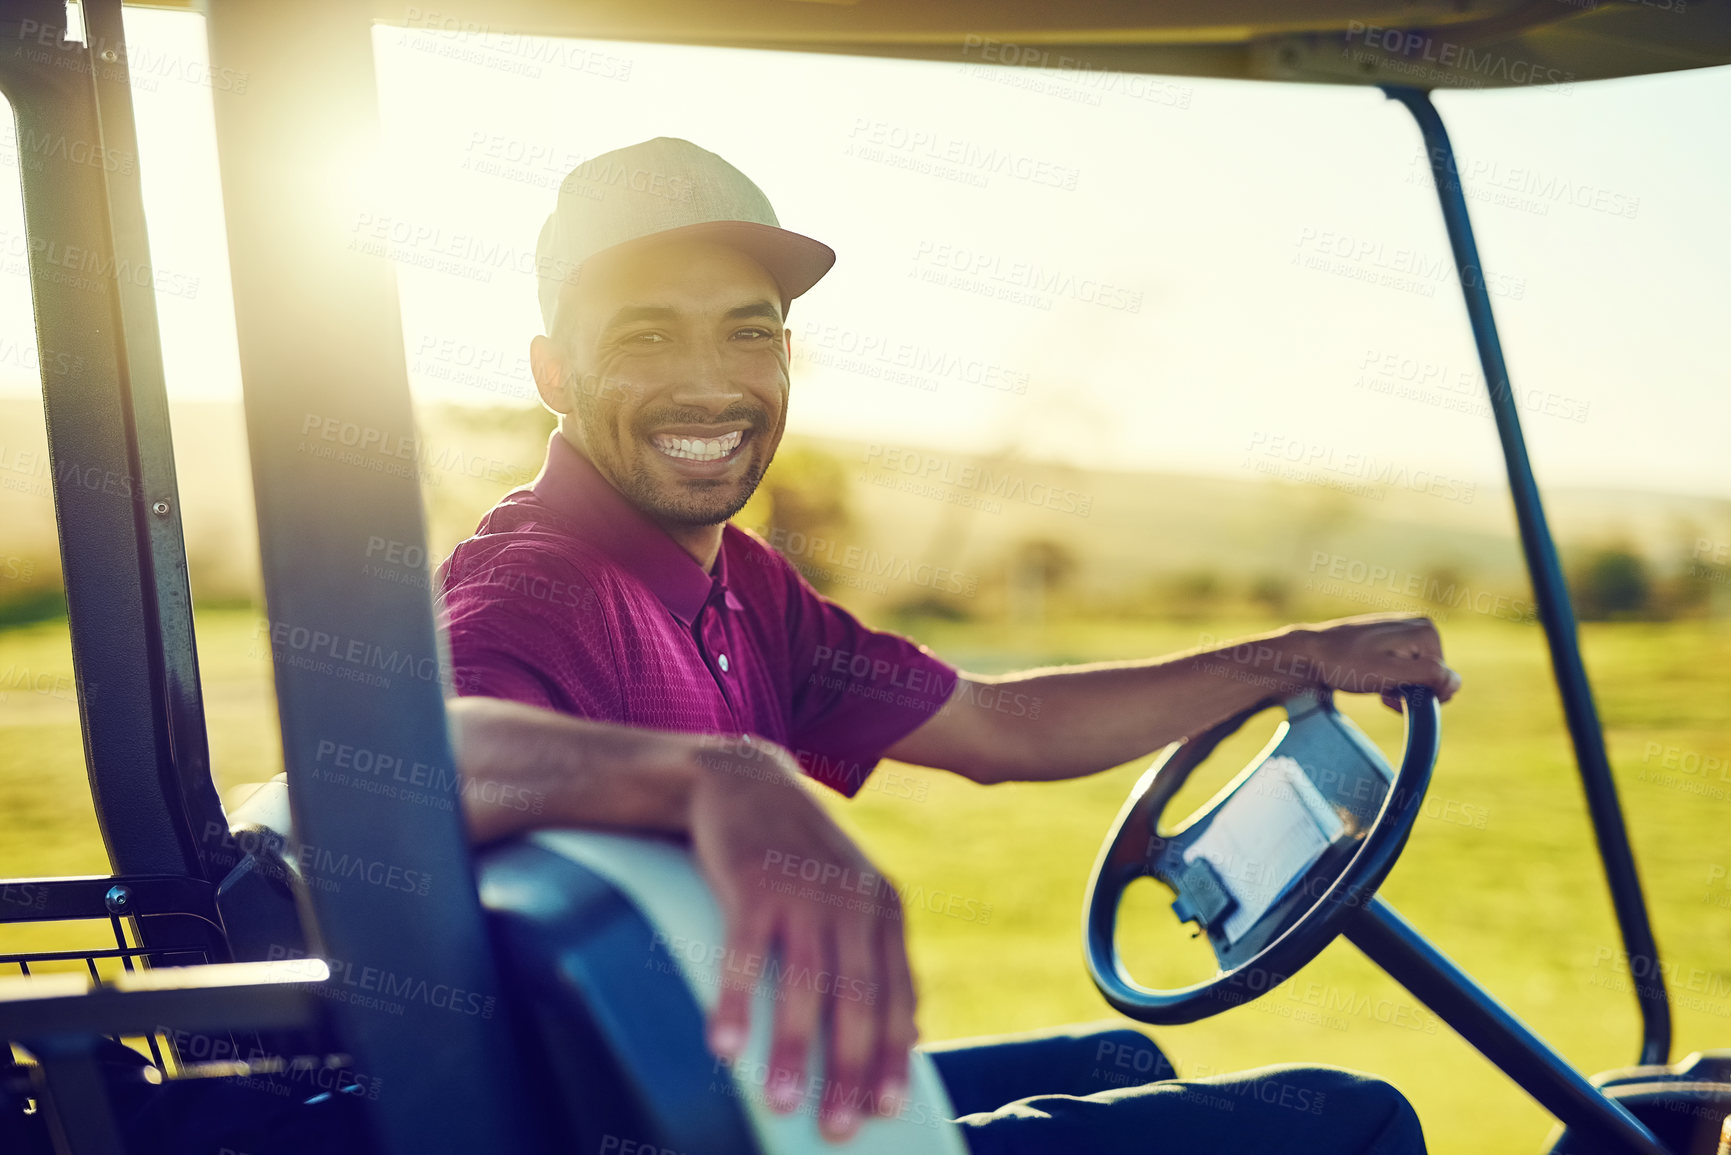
{"left": 718, "top": 653, "right": 730, "bottom": 673}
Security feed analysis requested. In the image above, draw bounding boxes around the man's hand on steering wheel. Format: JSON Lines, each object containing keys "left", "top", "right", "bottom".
{"left": 1296, "top": 612, "right": 1463, "bottom": 711}
{"left": 684, "top": 733, "right": 916, "bottom": 1144}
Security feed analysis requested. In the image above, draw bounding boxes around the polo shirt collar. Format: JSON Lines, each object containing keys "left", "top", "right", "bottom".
{"left": 529, "top": 432, "right": 740, "bottom": 625}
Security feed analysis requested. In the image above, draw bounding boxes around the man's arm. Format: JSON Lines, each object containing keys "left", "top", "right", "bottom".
{"left": 447, "top": 696, "right": 913, "bottom": 1142}
{"left": 448, "top": 695, "right": 696, "bottom": 843}
{"left": 885, "top": 612, "right": 1462, "bottom": 784}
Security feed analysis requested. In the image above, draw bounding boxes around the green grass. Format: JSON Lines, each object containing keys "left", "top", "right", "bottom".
{"left": 3, "top": 609, "right": 1729, "bottom": 1153}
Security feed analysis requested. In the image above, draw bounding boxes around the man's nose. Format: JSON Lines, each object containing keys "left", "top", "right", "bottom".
{"left": 668, "top": 341, "right": 745, "bottom": 413}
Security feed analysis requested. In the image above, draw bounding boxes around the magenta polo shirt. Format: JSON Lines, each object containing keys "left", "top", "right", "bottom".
{"left": 436, "top": 433, "right": 959, "bottom": 797}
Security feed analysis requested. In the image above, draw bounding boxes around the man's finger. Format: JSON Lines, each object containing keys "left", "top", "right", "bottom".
{"left": 709, "top": 901, "right": 775, "bottom": 1062}
{"left": 821, "top": 918, "right": 879, "bottom": 1140}
{"left": 1373, "top": 659, "right": 1460, "bottom": 708}
{"left": 767, "top": 913, "right": 825, "bottom": 1114}
{"left": 871, "top": 896, "right": 919, "bottom": 1117}
{"left": 1406, "top": 655, "right": 1461, "bottom": 702}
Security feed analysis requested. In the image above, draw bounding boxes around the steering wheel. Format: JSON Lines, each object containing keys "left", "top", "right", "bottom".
{"left": 1083, "top": 684, "right": 1440, "bottom": 1025}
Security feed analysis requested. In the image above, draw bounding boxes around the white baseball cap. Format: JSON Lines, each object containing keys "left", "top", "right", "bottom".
{"left": 534, "top": 136, "right": 836, "bottom": 335}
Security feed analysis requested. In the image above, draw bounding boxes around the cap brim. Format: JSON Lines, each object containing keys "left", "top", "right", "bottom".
{"left": 593, "top": 219, "right": 837, "bottom": 307}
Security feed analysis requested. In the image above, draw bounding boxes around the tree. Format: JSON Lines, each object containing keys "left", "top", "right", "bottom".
{"left": 1006, "top": 537, "right": 1077, "bottom": 625}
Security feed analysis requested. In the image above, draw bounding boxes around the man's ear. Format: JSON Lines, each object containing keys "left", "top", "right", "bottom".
{"left": 528, "top": 335, "right": 573, "bottom": 415}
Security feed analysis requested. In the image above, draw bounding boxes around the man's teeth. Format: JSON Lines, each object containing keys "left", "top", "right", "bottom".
{"left": 652, "top": 430, "right": 743, "bottom": 462}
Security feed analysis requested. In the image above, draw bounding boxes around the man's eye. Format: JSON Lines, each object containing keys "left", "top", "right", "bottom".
{"left": 734, "top": 327, "right": 776, "bottom": 341}
{"left": 626, "top": 331, "right": 668, "bottom": 345}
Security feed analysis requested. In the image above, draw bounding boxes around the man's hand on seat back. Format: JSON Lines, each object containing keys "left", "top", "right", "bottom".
{"left": 685, "top": 734, "right": 916, "bottom": 1143}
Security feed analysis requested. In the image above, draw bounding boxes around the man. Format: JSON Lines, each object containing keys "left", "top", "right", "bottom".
{"left": 438, "top": 137, "right": 1460, "bottom": 1153}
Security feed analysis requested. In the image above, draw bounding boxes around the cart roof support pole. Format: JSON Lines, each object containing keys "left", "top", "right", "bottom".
{"left": 205, "top": 2, "right": 544, "bottom": 1150}
{"left": 1382, "top": 84, "right": 1670, "bottom": 1067}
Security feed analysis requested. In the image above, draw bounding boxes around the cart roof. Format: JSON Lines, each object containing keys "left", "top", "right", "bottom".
{"left": 140, "top": 0, "right": 1731, "bottom": 89}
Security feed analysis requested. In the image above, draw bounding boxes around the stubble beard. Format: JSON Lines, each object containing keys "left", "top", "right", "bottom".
{"left": 573, "top": 388, "right": 770, "bottom": 528}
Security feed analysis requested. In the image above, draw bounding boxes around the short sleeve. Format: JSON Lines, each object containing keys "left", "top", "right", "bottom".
{"left": 438, "top": 551, "right": 623, "bottom": 721}
{"left": 781, "top": 562, "right": 959, "bottom": 797}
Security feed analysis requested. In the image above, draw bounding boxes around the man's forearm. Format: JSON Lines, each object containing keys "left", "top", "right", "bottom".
{"left": 447, "top": 695, "right": 702, "bottom": 843}
{"left": 933, "top": 625, "right": 1318, "bottom": 784}
{"left": 899, "top": 614, "right": 1460, "bottom": 785}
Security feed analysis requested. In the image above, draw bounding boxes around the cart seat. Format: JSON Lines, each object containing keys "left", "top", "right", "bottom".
{"left": 217, "top": 775, "right": 310, "bottom": 964}
{"left": 215, "top": 783, "right": 968, "bottom": 1154}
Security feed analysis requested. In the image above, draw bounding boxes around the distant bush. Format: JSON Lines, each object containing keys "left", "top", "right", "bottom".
{"left": 1570, "top": 545, "right": 1654, "bottom": 620}
{"left": 1171, "top": 570, "right": 1221, "bottom": 600}
{"left": 742, "top": 444, "right": 856, "bottom": 596}
{"left": 1659, "top": 530, "right": 1731, "bottom": 618}
{"left": 1250, "top": 573, "right": 1292, "bottom": 614}
{"left": 1151, "top": 568, "right": 1226, "bottom": 620}
{"left": 888, "top": 594, "right": 973, "bottom": 624}
{"left": 0, "top": 587, "right": 66, "bottom": 627}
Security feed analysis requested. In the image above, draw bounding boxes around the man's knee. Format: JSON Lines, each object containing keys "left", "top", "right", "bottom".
{"left": 1252, "top": 1064, "right": 1425, "bottom": 1154}
{"left": 1350, "top": 1073, "right": 1425, "bottom": 1154}
{"left": 1083, "top": 1027, "right": 1175, "bottom": 1089}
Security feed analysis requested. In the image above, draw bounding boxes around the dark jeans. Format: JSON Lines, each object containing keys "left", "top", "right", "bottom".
{"left": 923, "top": 1023, "right": 1426, "bottom": 1155}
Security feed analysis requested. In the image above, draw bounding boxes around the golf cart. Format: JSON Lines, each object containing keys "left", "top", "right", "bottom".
{"left": 0, "top": 1, "right": 1726, "bottom": 1153}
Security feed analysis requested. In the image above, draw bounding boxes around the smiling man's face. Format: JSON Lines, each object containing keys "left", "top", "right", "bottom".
{"left": 533, "top": 237, "right": 791, "bottom": 530}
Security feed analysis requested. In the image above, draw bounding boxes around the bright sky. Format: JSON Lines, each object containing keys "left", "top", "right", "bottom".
{"left": 0, "top": 8, "right": 1726, "bottom": 499}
